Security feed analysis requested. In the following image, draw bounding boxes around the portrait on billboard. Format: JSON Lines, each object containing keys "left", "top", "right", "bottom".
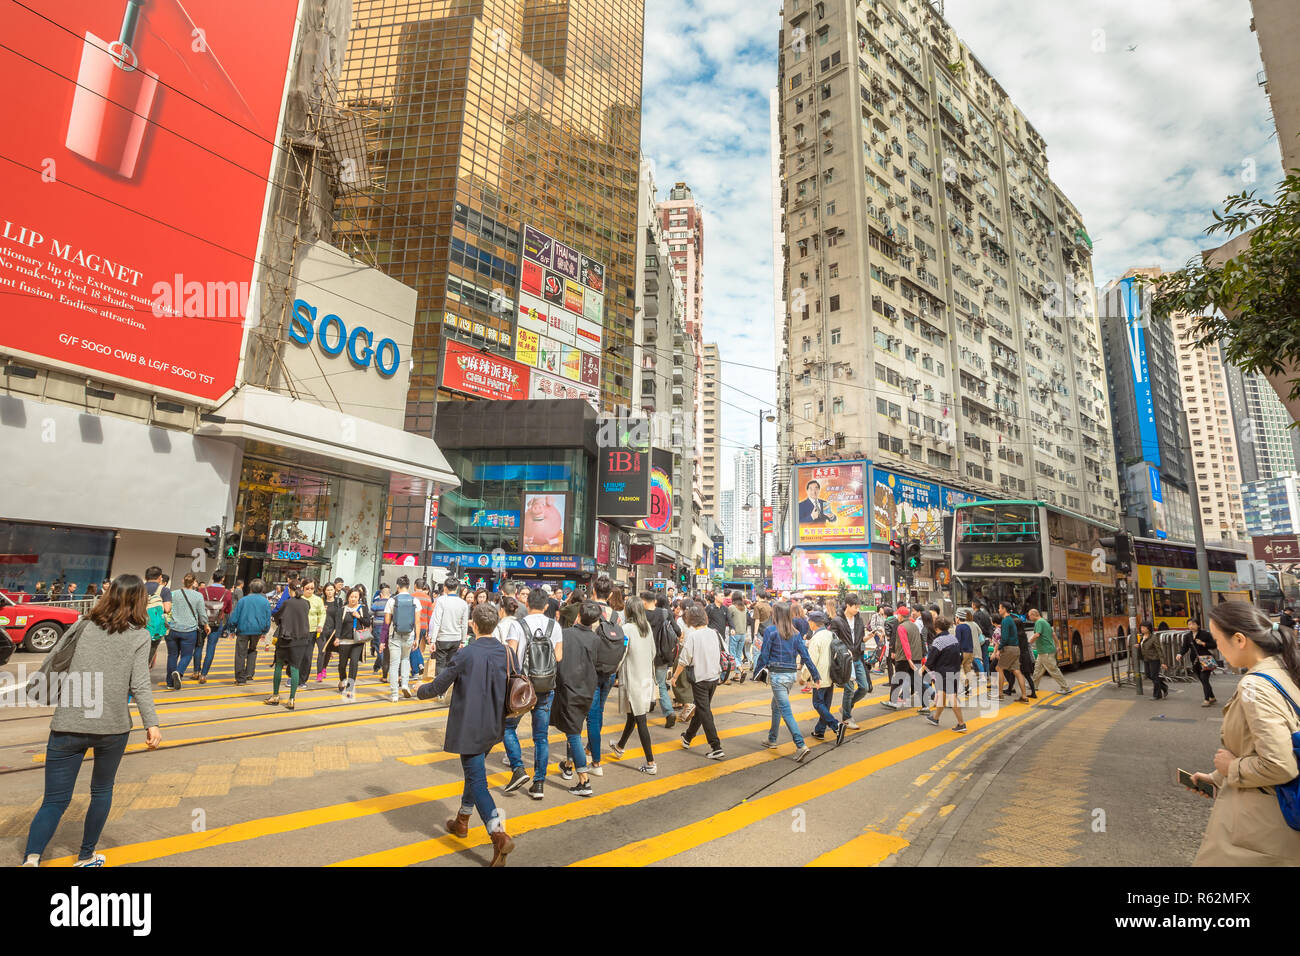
{"left": 522, "top": 492, "right": 569, "bottom": 554}
{"left": 798, "top": 478, "right": 837, "bottom": 525}
{"left": 794, "top": 462, "right": 866, "bottom": 544}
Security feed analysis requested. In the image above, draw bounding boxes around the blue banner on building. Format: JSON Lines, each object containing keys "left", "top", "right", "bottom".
{"left": 1148, "top": 466, "right": 1162, "bottom": 503}
{"left": 711, "top": 541, "right": 724, "bottom": 570}
{"left": 430, "top": 552, "right": 596, "bottom": 573}
{"left": 1120, "top": 277, "right": 1161, "bottom": 467}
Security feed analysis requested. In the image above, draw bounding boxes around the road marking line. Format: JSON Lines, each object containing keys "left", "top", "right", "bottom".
{"left": 569, "top": 703, "right": 1034, "bottom": 867}
{"left": 806, "top": 830, "right": 909, "bottom": 867}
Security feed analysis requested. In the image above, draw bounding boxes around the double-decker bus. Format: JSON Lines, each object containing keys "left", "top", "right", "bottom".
{"left": 1133, "top": 538, "right": 1252, "bottom": 629}
{"left": 950, "top": 500, "right": 1127, "bottom": 667}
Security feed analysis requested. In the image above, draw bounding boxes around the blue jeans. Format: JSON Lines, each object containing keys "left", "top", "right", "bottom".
{"left": 387, "top": 630, "right": 414, "bottom": 695}
{"left": 767, "top": 671, "right": 805, "bottom": 748}
{"left": 410, "top": 645, "right": 424, "bottom": 676}
{"left": 840, "top": 659, "right": 871, "bottom": 719}
{"left": 165, "top": 629, "right": 199, "bottom": 678}
{"left": 504, "top": 690, "right": 553, "bottom": 778}
{"left": 25, "top": 731, "right": 130, "bottom": 860}
{"left": 565, "top": 733, "right": 589, "bottom": 771}
{"left": 654, "top": 665, "right": 674, "bottom": 714}
{"left": 586, "top": 674, "right": 614, "bottom": 764}
{"left": 200, "top": 630, "right": 223, "bottom": 676}
{"left": 458, "top": 753, "right": 503, "bottom": 832}
{"left": 728, "top": 633, "right": 745, "bottom": 669}
{"left": 812, "top": 686, "right": 841, "bottom": 735}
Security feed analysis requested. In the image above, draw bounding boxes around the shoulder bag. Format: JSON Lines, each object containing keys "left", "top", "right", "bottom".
{"left": 505, "top": 641, "right": 537, "bottom": 718}
{"left": 180, "top": 590, "right": 210, "bottom": 635}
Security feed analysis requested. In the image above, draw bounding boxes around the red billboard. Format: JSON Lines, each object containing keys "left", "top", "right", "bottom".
{"left": 0, "top": 0, "right": 300, "bottom": 403}
{"left": 440, "top": 339, "right": 529, "bottom": 401}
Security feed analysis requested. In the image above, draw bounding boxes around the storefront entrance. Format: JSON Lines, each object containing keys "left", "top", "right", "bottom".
{"left": 228, "top": 458, "right": 385, "bottom": 591}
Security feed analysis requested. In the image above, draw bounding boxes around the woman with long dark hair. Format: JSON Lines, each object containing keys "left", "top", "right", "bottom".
{"left": 314, "top": 582, "right": 339, "bottom": 682}
{"left": 1189, "top": 602, "right": 1300, "bottom": 865}
{"left": 1137, "top": 622, "right": 1167, "bottom": 700}
{"left": 323, "top": 586, "right": 372, "bottom": 699}
{"left": 607, "top": 596, "right": 658, "bottom": 774}
{"left": 1177, "top": 616, "right": 1218, "bottom": 707}
{"left": 754, "top": 602, "right": 820, "bottom": 762}
{"left": 22, "top": 575, "right": 162, "bottom": 867}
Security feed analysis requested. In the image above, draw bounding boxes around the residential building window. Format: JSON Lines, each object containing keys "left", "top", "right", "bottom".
{"left": 830, "top": 327, "right": 841, "bottom": 344}
{"left": 829, "top": 262, "right": 839, "bottom": 277}
{"left": 832, "top": 397, "right": 844, "bottom": 415}
{"left": 830, "top": 295, "right": 841, "bottom": 311}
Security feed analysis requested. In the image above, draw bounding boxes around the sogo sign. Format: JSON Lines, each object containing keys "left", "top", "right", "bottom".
{"left": 288, "top": 298, "right": 400, "bottom": 376}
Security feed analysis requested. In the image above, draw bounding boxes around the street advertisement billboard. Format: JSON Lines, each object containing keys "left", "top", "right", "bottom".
{"left": 636, "top": 449, "right": 674, "bottom": 534}
{"left": 771, "top": 554, "right": 793, "bottom": 592}
{"left": 597, "top": 448, "right": 651, "bottom": 520}
{"left": 521, "top": 492, "right": 570, "bottom": 554}
{"left": 440, "top": 339, "right": 529, "bottom": 401}
{"left": 580, "top": 256, "right": 604, "bottom": 293}
{"left": 795, "top": 551, "right": 872, "bottom": 591}
{"left": 871, "top": 467, "right": 977, "bottom": 546}
{"left": 794, "top": 461, "right": 866, "bottom": 544}
{"left": 470, "top": 510, "right": 519, "bottom": 529}
{"left": 530, "top": 367, "right": 600, "bottom": 409}
{"left": 0, "top": 0, "right": 301, "bottom": 403}
{"left": 1117, "top": 276, "right": 1161, "bottom": 467}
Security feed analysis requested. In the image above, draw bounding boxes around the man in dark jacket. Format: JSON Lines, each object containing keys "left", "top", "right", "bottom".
{"left": 837, "top": 592, "right": 871, "bottom": 727}
{"left": 646, "top": 591, "right": 678, "bottom": 727}
{"left": 706, "top": 592, "right": 729, "bottom": 642}
{"left": 555, "top": 602, "right": 602, "bottom": 797}
{"left": 417, "top": 602, "right": 514, "bottom": 866}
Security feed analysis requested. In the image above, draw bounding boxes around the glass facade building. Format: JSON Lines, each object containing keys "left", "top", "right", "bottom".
{"left": 336, "top": 0, "right": 645, "bottom": 554}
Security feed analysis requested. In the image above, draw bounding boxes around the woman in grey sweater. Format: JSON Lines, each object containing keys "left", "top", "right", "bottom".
{"left": 22, "top": 575, "right": 162, "bottom": 867}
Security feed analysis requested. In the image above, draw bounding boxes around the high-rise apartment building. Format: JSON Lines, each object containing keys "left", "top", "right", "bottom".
{"left": 634, "top": 160, "right": 696, "bottom": 567}
{"left": 336, "top": 0, "right": 645, "bottom": 552}
{"left": 1172, "top": 311, "right": 1247, "bottom": 543}
{"left": 1251, "top": 0, "right": 1300, "bottom": 177}
{"left": 719, "top": 488, "right": 736, "bottom": 558}
{"left": 1224, "top": 361, "right": 1300, "bottom": 483}
{"left": 1100, "top": 270, "right": 1194, "bottom": 541}
{"left": 658, "top": 183, "right": 706, "bottom": 504}
{"left": 770, "top": 86, "right": 794, "bottom": 553}
{"left": 701, "top": 344, "right": 722, "bottom": 521}
{"left": 734, "top": 447, "right": 760, "bottom": 559}
{"left": 1241, "top": 474, "right": 1300, "bottom": 536}
{"left": 775, "top": 0, "right": 1118, "bottom": 523}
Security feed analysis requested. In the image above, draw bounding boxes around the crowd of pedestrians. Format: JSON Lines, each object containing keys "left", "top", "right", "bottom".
{"left": 17, "top": 562, "right": 1299, "bottom": 869}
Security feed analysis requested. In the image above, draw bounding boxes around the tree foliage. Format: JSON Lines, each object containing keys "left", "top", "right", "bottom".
{"left": 1147, "top": 172, "right": 1300, "bottom": 399}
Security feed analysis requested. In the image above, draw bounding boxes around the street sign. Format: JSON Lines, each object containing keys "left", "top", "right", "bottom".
{"left": 1252, "top": 534, "right": 1300, "bottom": 562}
{"left": 1236, "top": 559, "right": 1271, "bottom": 589}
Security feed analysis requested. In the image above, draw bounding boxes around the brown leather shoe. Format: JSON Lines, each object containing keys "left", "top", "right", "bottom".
{"left": 445, "top": 811, "right": 471, "bottom": 839}
{"left": 489, "top": 829, "right": 515, "bottom": 867}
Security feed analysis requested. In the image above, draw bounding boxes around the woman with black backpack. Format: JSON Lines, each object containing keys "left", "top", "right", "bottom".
{"left": 607, "top": 595, "right": 658, "bottom": 774}
{"left": 647, "top": 592, "right": 678, "bottom": 728}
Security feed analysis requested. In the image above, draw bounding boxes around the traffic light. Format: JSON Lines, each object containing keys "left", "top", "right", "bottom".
{"left": 223, "top": 532, "right": 240, "bottom": 560}
{"left": 1099, "top": 532, "right": 1134, "bottom": 574}
{"left": 203, "top": 525, "right": 221, "bottom": 560}
{"left": 906, "top": 540, "right": 921, "bottom": 571}
{"left": 679, "top": 566, "right": 689, "bottom": 588}
{"left": 890, "top": 539, "right": 904, "bottom": 577}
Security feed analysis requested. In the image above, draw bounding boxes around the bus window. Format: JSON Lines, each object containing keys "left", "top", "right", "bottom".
{"left": 1102, "top": 587, "right": 1125, "bottom": 616}
{"left": 1153, "top": 588, "right": 1189, "bottom": 620}
{"left": 1067, "top": 584, "right": 1092, "bottom": 617}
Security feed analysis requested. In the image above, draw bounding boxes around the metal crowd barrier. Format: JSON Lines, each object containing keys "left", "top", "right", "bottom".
{"left": 10, "top": 598, "right": 93, "bottom": 616}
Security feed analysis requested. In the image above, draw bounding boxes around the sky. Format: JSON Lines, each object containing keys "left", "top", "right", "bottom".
{"left": 639, "top": 0, "right": 1281, "bottom": 491}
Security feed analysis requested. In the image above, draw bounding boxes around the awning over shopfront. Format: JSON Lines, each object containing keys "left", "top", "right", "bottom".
{"left": 200, "top": 387, "right": 460, "bottom": 491}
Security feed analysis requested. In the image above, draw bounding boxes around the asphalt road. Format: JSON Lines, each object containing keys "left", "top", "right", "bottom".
{"left": 0, "top": 644, "right": 1227, "bottom": 866}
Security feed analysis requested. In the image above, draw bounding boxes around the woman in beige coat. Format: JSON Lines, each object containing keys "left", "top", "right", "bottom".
{"left": 1190, "top": 601, "right": 1300, "bottom": 866}
{"left": 607, "top": 596, "right": 659, "bottom": 775}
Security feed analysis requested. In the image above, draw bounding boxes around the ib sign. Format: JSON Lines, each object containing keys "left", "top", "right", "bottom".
{"left": 288, "top": 298, "right": 400, "bottom": 377}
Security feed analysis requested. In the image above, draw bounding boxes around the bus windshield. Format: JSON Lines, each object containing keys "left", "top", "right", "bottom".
{"left": 955, "top": 503, "right": 1041, "bottom": 544}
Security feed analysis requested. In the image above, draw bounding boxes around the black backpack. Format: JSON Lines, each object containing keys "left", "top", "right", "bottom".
{"left": 524, "top": 619, "right": 558, "bottom": 694}
{"left": 652, "top": 611, "right": 678, "bottom": 664}
{"left": 828, "top": 632, "right": 854, "bottom": 686}
{"left": 594, "top": 615, "right": 627, "bottom": 679}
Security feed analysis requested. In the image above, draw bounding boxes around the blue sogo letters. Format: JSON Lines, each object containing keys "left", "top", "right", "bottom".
{"left": 288, "top": 298, "right": 400, "bottom": 377}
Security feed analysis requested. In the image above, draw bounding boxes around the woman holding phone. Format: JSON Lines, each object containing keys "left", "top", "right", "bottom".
{"left": 1187, "top": 602, "right": 1300, "bottom": 865}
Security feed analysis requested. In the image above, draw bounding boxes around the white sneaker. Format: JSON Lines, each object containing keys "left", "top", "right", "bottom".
{"left": 73, "top": 853, "right": 106, "bottom": 867}
{"left": 390, "top": 693, "right": 399, "bottom": 703}
{"left": 22, "top": 854, "right": 39, "bottom": 867}
{"left": 502, "top": 754, "right": 512, "bottom": 768}
{"left": 845, "top": 719, "right": 860, "bottom": 729}
{"left": 587, "top": 763, "right": 604, "bottom": 777}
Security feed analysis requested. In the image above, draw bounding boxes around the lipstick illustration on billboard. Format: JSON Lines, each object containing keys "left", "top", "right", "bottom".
{"left": 66, "top": 1, "right": 158, "bottom": 178}
{"left": 65, "top": 0, "right": 257, "bottom": 180}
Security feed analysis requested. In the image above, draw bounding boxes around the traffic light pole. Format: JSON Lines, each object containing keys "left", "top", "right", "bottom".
{"left": 1177, "top": 402, "right": 1215, "bottom": 616}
